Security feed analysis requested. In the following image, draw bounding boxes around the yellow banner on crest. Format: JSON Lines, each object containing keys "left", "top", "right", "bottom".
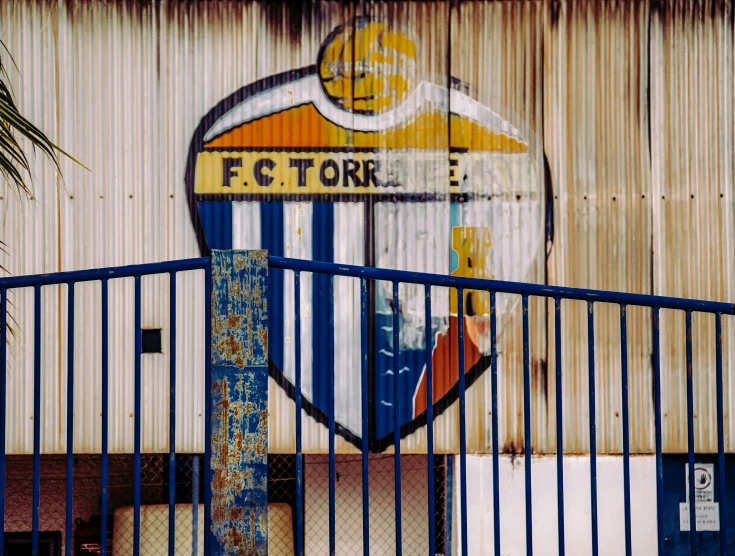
{"left": 194, "top": 151, "right": 463, "bottom": 195}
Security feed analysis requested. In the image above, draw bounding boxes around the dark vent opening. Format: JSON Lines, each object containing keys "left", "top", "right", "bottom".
{"left": 142, "top": 329, "right": 162, "bottom": 354}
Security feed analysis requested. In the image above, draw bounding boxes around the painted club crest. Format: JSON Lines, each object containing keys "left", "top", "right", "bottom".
{"left": 186, "top": 17, "right": 544, "bottom": 452}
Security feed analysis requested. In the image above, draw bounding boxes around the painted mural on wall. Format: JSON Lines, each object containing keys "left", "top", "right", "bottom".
{"left": 186, "top": 17, "right": 543, "bottom": 451}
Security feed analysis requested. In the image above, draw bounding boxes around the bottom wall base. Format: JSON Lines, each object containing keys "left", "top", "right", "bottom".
{"left": 452, "top": 454, "right": 734, "bottom": 556}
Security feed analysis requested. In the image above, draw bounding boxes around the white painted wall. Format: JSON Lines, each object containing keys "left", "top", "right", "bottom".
{"left": 453, "top": 455, "right": 658, "bottom": 556}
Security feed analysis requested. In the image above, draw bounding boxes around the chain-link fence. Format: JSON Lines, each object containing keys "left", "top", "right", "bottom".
{"left": 4, "top": 453, "right": 448, "bottom": 554}
{"left": 108, "top": 454, "right": 204, "bottom": 555}
{"left": 269, "top": 455, "right": 297, "bottom": 555}
{"left": 4, "top": 531, "right": 62, "bottom": 555}
{"left": 4, "top": 454, "right": 205, "bottom": 555}
{"left": 434, "top": 456, "right": 448, "bottom": 555}
{"left": 271, "top": 454, "right": 446, "bottom": 554}
{"left": 268, "top": 453, "right": 448, "bottom": 555}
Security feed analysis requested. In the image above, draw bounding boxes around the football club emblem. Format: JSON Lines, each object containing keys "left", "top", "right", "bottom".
{"left": 186, "top": 17, "right": 544, "bottom": 451}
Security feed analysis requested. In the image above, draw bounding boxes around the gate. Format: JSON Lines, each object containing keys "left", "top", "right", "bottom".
{"left": 0, "top": 256, "right": 211, "bottom": 556}
{"left": 0, "top": 249, "right": 732, "bottom": 555}
{"left": 270, "top": 254, "right": 734, "bottom": 556}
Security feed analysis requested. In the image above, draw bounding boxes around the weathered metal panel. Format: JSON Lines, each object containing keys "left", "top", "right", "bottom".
{"left": 447, "top": 0, "right": 548, "bottom": 456}
{"left": 186, "top": 0, "right": 547, "bottom": 455}
{"left": 210, "top": 250, "right": 268, "bottom": 555}
{"left": 0, "top": 0, "right": 733, "bottom": 456}
{"left": 650, "top": 0, "right": 735, "bottom": 454}
{"left": 211, "top": 251, "right": 268, "bottom": 369}
{"left": 544, "top": 0, "right": 654, "bottom": 455}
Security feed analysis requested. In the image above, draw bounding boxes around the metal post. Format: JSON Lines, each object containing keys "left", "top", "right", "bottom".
{"left": 209, "top": 250, "right": 269, "bottom": 555}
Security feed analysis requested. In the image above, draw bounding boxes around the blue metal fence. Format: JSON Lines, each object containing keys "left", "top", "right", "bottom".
{"left": 0, "top": 258, "right": 210, "bottom": 556}
{"left": 269, "top": 254, "right": 735, "bottom": 556}
{"left": 0, "top": 252, "right": 733, "bottom": 554}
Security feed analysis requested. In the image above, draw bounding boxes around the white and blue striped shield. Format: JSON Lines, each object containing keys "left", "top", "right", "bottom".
{"left": 185, "top": 17, "right": 544, "bottom": 452}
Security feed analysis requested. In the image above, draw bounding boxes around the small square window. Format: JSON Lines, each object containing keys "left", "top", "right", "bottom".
{"left": 142, "top": 329, "right": 162, "bottom": 353}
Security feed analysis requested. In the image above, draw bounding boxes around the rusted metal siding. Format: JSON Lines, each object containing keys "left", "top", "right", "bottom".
{"left": 0, "top": 0, "right": 733, "bottom": 456}
{"left": 0, "top": 0, "right": 222, "bottom": 454}
{"left": 544, "top": 0, "right": 735, "bottom": 455}
{"left": 650, "top": 0, "right": 735, "bottom": 454}
{"left": 544, "top": 0, "right": 654, "bottom": 455}
{"left": 447, "top": 0, "right": 548, "bottom": 456}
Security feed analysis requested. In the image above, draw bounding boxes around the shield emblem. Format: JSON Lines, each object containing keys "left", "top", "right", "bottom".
{"left": 186, "top": 17, "right": 544, "bottom": 452}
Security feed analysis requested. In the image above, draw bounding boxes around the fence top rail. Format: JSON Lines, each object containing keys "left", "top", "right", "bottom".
{"left": 269, "top": 255, "right": 735, "bottom": 315}
{"left": 0, "top": 257, "right": 210, "bottom": 289}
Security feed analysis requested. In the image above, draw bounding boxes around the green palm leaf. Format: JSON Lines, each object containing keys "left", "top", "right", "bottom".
{"left": 0, "top": 39, "right": 87, "bottom": 349}
{"left": 0, "top": 39, "right": 87, "bottom": 200}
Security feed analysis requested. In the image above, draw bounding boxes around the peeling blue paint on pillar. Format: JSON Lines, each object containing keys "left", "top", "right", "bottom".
{"left": 209, "top": 250, "right": 268, "bottom": 555}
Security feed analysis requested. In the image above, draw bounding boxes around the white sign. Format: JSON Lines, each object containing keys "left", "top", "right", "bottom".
{"left": 680, "top": 503, "right": 720, "bottom": 531}
{"left": 686, "top": 463, "right": 714, "bottom": 503}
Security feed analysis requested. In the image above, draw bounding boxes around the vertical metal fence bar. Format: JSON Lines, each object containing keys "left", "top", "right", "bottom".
{"left": 361, "top": 278, "right": 370, "bottom": 556}
{"left": 168, "top": 272, "right": 177, "bottom": 556}
{"left": 101, "top": 279, "right": 109, "bottom": 555}
{"left": 65, "top": 284, "right": 75, "bottom": 556}
{"left": 425, "top": 285, "right": 436, "bottom": 556}
{"left": 587, "top": 301, "right": 598, "bottom": 556}
{"left": 18, "top": 256, "right": 735, "bottom": 556}
{"left": 192, "top": 455, "right": 200, "bottom": 556}
{"left": 208, "top": 250, "right": 268, "bottom": 551}
{"left": 554, "top": 297, "right": 565, "bottom": 556}
{"left": 392, "top": 280, "right": 402, "bottom": 555}
{"left": 204, "top": 261, "right": 212, "bottom": 555}
{"left": 685, "top": 310, "right": 697, "bottom": 554}
{"left": 619, "top": 305, "right": 632, "bottom": 556}
{"left": 522, "top": 294, "right": 533, "bottom": 556}
{"left": 134, "top": 276, "right": 142, "bottom": 556}
{"left": 446, "top": 455, "right": 454, "bottom": 554}
{"left": 457, "top": 289, "right": 468, "bottom": 556}
{"left": 715, "top": 312, "right": 727, "bottom": 556}
{"left": 490, "top": 291, "right": 500, "bottom": 556}
{"left": 652, "top": 307, "right": 664, "bottom": 556}
{"left": 0, "top": 290, "right": 5, "bottom": 554}
{"left": 202, "top": 257, "right": 212, "bottom": 554}
{"left": 295, "top": 272, "right": 304, "bottom": 556}
{"left": 32, "top": 286, "right": 42, "bottom": 554}
{"left": 329, "top": 275, "right": 336, "bottom": 556}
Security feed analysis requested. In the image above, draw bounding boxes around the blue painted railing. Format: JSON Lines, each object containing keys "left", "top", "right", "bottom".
{"left": 269, "top": 254, "right": 735, "bottom": 556}
{"left": 1, "top": 252, "right": 733, "bottom": 555}
{"left": 0, "top": 257, "right": 210, "bottom": 556}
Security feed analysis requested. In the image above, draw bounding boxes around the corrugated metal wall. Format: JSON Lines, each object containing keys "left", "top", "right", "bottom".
{"left": 545, "top": 0, "right": 654, "bottom": 455}
{"left": 0, "top": 0, "right": 733, "bottom": 455}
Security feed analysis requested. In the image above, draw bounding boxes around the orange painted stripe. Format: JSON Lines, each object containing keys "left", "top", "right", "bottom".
{"left": 204, "top": 103, "right": 528, "bottom": 153}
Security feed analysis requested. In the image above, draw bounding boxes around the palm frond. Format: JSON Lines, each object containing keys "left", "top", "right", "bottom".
{"left": 0, "top": 38, "right": 87, "bottom": 201}
{"left": 0, "top": 41, "right": 88, "bottom": 346}
{"left": 0, "top": 40, "right": 18, "bottom": 98}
